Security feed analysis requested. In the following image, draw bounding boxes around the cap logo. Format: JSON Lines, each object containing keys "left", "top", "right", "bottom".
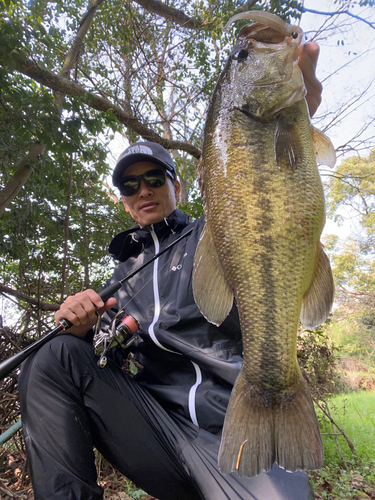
{"left": 120, "top": 145, "right": 153, "bottom": 161}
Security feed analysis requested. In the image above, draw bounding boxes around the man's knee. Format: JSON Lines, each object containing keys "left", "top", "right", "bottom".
{"left": 19, "top": 334, "right": 95, "bottom": 396}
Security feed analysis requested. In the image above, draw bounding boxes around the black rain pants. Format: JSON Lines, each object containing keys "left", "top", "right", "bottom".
{"left": 18, "top": 334, "right": 314, "bottom": 500}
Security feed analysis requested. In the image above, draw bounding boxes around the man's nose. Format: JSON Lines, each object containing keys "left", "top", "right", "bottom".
{"left": 138, "top": 180, "right": 153, "bottom": 196}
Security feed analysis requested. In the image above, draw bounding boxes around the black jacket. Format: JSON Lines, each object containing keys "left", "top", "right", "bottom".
{"left": 103, "top": 209, "right": 243, "bottom": 434}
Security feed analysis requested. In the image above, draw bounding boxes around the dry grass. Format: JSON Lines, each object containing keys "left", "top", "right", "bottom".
{"left": 0, "top": 445, "right": 157, "bottom": 500}
{"left": 339, "top": 356, "right": 375, "bottom": 392}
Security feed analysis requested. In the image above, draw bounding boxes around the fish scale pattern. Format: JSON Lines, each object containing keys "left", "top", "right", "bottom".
{"left": 205, "top": 100, "right": 324, "bottom": 392}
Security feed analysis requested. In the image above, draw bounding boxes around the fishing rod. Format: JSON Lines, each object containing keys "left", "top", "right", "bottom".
{"left": 0, "top": 226, "right": 194, "bottom": 381}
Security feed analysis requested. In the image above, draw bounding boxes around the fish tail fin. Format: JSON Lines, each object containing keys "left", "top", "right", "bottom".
{"left": 218, "top": 372, "right": 323, "bottom": 477}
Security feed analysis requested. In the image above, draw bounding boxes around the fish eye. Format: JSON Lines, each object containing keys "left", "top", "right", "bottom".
{"left": 233, "top": 49, "right": 248, "bottom": 61}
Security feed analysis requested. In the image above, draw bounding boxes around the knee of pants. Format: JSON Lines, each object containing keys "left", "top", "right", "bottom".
{"left": 19, "top": 333, "right": 95, "bottom": 397}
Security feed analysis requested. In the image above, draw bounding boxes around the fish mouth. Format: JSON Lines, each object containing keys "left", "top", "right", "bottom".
{"left": 226, "top": 11, "right": 303, "bottom": 45}
{"left": 226, "top": 12, "right": 304, "bottom": 59}
{"left": 226, "top": 11, "right": 295, "bottom": 35}
{"left": 240, "top": 25, "right": 293, "bottom": 44}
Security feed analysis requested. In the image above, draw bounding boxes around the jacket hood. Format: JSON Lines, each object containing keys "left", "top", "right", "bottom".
{"left": 109, "top": 209, "right": 191, "bottom": 262}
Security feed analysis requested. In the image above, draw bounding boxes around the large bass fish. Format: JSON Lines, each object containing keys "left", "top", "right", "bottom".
{"left": 193, "top": 11, "right": 336, "bottom": 478}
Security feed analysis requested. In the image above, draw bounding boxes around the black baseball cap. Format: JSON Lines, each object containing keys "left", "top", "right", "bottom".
{"left": 112, "top": 141, "right": 177, "bottom": 187}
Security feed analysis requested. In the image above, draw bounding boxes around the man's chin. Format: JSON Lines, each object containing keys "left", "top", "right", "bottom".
{"left": 137, "top": 213, "right": 165, "bottom": 228}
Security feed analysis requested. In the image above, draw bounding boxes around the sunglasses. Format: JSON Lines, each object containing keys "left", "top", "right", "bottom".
{"left": 118, "top": 168, "right": 174, "bottom": 196}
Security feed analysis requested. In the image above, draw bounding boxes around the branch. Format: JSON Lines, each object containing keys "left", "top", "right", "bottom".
{"left": 1, "top": 50, "right": 201, "bottom": 158}
{"left": 137, "top": 0, "right": 375, "bottom": 32}
{"left": 0, "top": 143, "right": 44, "bottom": 215}
{"left": 59, "top": 0, "right": 106, "bottom": 87}
{"left": 0, "top": 284, "right": 60, "bottom": 311}
{"left": 132, "top": 0, "right": 200, "bottom": 30}
{"left": 313, "top": 397, "right": 358, "bottom": 462}
{"left": 302, "top": 367, "right": 358, "bottom": 463}
{"left": 131, "top": 0, "right": 260, "bottom": 31}
{"left": 302, "top": 7, "right": 375, "bottom": 31}
{"left": 337, "top": 286, "right": 375, "bottom": 298}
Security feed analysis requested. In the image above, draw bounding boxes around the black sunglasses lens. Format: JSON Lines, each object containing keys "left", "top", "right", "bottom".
{"left": 120, "top": 178, "right": 140, "bottom": 196}
{"left": 143, "top": 169, "right": 166, "bottom": 188}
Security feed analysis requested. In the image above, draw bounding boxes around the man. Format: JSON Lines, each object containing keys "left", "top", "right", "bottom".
{"left": 19, "top": 44, "right": 322, "bottom": 499}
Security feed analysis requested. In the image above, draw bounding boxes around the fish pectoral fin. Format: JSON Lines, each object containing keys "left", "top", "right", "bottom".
{"left": 300, "top": 243, "right": 335, "bottom": 329}
{"left": 192, "top": 225, "right": 234, "bottom": 326}
{"left": 311, "top": 126, "right": 336, "bottom": 168}
{"left": 274, "top": 115, "right": 303, "bottom": 171}
{"left": 218, "top": 372, "right": 323, "bottom": 477}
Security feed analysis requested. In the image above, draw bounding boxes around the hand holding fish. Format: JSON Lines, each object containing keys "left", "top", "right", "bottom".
{"left": 298, "top": 42, "right": 323, "bottom": 117}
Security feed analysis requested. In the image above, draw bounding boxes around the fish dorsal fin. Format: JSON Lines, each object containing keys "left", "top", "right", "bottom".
{"left": 274, "top": 115, "right": 303, "bottom": 171}
{"left": 300, "top": 243, "right": 335, "bottom": 329}
{"left": 311, "top": 126, "right": 336, "bottom": 168}
{"left": 192, "top": 225, "right": 234, "bottom": 326}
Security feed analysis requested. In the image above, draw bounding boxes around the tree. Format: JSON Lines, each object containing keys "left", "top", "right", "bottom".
{"left": 322, "top": 149, "right": 375, "bottom": 368}
{"left": 324, "top": 149, "right": 375, "bottom": 301}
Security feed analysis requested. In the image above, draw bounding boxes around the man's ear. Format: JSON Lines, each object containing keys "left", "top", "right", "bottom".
{"left": 122, "top": 195, "right": 131, "bottom": 213}
{"left": 174, "top": 179, "right": 181, "bottom": 199}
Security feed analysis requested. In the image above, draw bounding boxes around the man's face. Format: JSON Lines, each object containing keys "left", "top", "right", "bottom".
{"left": 121, "top": 161, "right": 181, "bottom": 228}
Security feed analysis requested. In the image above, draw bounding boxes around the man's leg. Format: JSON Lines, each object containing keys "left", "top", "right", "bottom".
{"left": 171, "top": 413, "right": 315, "bottom": 500}
{"left": 18, "top": 334, "right": 202, "bottom": 500}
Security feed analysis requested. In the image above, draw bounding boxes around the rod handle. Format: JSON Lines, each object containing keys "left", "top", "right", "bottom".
{"left": 98, "top": 281, "right": 122, "bottom": 302}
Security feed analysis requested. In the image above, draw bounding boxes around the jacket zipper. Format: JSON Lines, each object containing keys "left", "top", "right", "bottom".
{"left": 148, "top": 225, "right": 202, "bottom": 427}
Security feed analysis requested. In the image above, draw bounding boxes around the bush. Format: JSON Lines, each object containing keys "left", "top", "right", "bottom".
{"left": 297, "top": 322, "right": 344, "bottom": 398}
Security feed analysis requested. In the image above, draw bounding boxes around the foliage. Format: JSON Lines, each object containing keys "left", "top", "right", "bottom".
{"left": 297, "top": 323, "right": 343, "bottom": 398}
{"left": 326, "top": 149, "right": 375, "bottom": 234}
{"left": 325, "top": 302, "right": 375, "bottom": 381}
{"left": 323, "top": 149, "right": 375, "bottom": 379}
{"left": 310, "top": 459, "right": 375, "bottom": 500}
{"left": 324, "top": 150, "right": 375, "bottom": 297}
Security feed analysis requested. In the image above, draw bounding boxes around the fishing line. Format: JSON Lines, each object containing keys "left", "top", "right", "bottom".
{"left": 111, "top": 223, "right": 200, "bottom": 313}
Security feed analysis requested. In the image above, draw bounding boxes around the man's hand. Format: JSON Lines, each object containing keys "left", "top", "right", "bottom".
{"left": 298, "top": 42, "right": 323, "bottom": 118}
{"left": 55, "top": 290, "right": 117, "bottom": 337}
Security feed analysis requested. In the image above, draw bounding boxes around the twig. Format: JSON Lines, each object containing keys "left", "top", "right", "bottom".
{"left": 313, "top": 397, "right": 358, "bottom": 463}
{"left": 302, "top": 367, "right": 358, "bottom": 463}
{"left": 302, "top": 7, "right": 375, "bottom": 31}
{"left": 0, "top": 481, "right": 26, "bottom": 499}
